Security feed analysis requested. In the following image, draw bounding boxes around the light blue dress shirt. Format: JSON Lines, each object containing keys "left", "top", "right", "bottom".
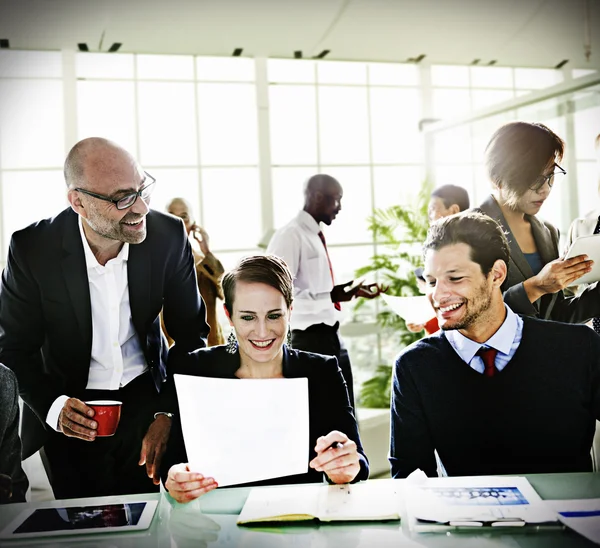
{"left": 444, "top": 304, "right": 523, "bottom": 374}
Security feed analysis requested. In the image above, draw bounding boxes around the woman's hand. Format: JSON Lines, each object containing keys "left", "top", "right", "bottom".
{"left": 309, "top": 431, "right": 361, "bottom": 484}
{"left": 524, "top": 254, "right": 593, "bottom": 302}
{"left": 165, "top": 463, "right": 218, "bottom": 503}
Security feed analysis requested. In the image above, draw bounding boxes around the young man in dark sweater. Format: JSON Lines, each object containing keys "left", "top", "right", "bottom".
{"left": 390, "top": 211, "right": 600, "bottom": 478}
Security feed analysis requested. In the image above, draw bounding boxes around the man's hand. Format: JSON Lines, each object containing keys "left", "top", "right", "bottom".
{"left": 165, "top": 463, "right": 218, "bottom": 503}
{"left": 406, "top": 322, "right": 426, "bottom": 333}
{"left": 355, "top": 283, "right": 388, "bottom": 299}
{"left": 0, "top": 473, "right": 12, "bottom": 503}
{"left": 138, "top": 415, "right": 172, "bottom": 485}
{"left": 58, "top": 398, "right": 97, "bottom": 441}
{"left": 309, "top": 431, "right": 361, "bottom": 484}
{"left": 524, "top": 254, "right": 593, "bottom": 303}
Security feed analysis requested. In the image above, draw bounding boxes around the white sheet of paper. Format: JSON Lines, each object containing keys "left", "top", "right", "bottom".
{"left": 381, "top": 294, "right": 435, "bottom": 325}
{"left": 547, "top": 498, "right": 600, "bottom": 545}
{"left": 174, "top": 374, "right": 309, "bottom": 487}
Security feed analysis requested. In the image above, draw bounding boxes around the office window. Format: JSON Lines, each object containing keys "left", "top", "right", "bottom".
{"left": 2, "top": 171, "right": 67, "bottom": 252}
{"left": 195, "top": 57, "right": 255, "bottom": 82}
{"left": 149, "top": 168, "right": 200, "bottom": 219}
{"left": 269, "top": 85, "right": 318, "bottom": 165}
{"left": 318, "top": 86, "right": 370, "bottom": 165}
{"left": 0, "top": 79, "right": 64, "bottom": 169}
{"left": 369, "top": 87, "right": 423, "bottom": 164}
{"left": 431, "top": 65, "right": 469, "bottom": 87}
{"left": 514, "top": 68, "right": 562, "bottom": 90}
{"left": 197, "top": 83, "right": 258, "bottom": 166}
{"left": 271, "top": 167, "right": 316, "bottom": 229}
{"left": 317, "top": 61, "right": 367, "bottom": 85}
{"left": 574, "top": 106, "right": 600, "bottom": 160}
{"left": 138, "top": 82, "right": 198, "bottom": 166}
{"left": 322, "top": 166, "right": 372, "bottom": 245}
{"left": 372, "top": 166, "right": 425, "bottom": 211}
{"left": 471, "top": 89, "right": 514, "bottom": 111}
{"left": 76, "top": 53, "right": 134, "bottom": 79}
{"left": 201, "top": 167, "right": 261, "bottom": 250}
{"left": 136, "top": 54, "right": 194, "bottom": 80}
{"left": 470, "top": 66, "right": 513, "bottom": 89}
{"left": 0, "top": 50, "right": 62, "bottom": 78}
{"left": 268, "top": 59, "right": 315, "bottom": 83}
{"left": 77, "top": 81, "right": 137, "bottom": 153}
{"left": 368, "top": 62, "right": 419, "bottom": 86}
{"left": 432, "top": 88, "right": 471, "bottom": 119}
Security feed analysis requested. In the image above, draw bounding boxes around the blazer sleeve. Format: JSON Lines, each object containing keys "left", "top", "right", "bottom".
{"left": 0, "top": 232, "right": 64, "bottom": 423}
{"left": 163, "top": 222, "right": 209, "bottom": 359}
{"left": 317, "top": 356, "right": 369, "bottom": 482}
{"left": 389, "top": 351, "right": 437, "bottom": 478}
{"left": 0, "top": 367, "right": 29, "bottom": 503}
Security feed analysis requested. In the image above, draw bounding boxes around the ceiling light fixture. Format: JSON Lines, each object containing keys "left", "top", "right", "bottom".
{"left": 555, "top": 59, "right": 569, "bottom": 69}
{"left": 314, "top": 50, "right": 330, "bottom": 59}
{"left": 232, "top": 48, "right": 243, "bottom": 56}
{"left": 294, "top": 50, "right": 303, "bottom": 59}
{"left": 0, "top": 38, "right": 9, "bottom": 49}
{"left": 108, "top": 43, "right": 122, "bottom": 53}
{"left": 77, "top": 43, "right": 89, "bottom": 52}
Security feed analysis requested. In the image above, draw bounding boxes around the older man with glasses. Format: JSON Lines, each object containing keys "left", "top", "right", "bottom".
{"left": 476, "top": 121, "right": 600, "bottom": 323}
{"left": 0, "top": 137, "right": 209, "bottom": 499}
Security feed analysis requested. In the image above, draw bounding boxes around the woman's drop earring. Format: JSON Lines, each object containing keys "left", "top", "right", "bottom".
{"left": 226, "top": 331, "right": 238, "bottom": 354}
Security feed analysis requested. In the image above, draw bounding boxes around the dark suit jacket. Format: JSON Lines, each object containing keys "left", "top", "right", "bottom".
{"left": 0, "top": 207, "right": 209, "bottom": 458}
{"left": 0, "top": 364, "right": 28, "bottom": 503}
{"left": 478, "top": 195, "right": 600, "bottom": 322}
{"left": 161, "top": 345, "right": 369, "bottom": 487}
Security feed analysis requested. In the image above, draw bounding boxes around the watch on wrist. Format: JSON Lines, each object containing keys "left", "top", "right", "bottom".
{"left": 153, "top": 411, "right": 174, "bottom": 420}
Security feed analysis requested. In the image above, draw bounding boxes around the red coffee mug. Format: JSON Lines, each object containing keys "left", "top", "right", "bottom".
{"left": 85, "top": 400, "right": 122, "bottom": 437}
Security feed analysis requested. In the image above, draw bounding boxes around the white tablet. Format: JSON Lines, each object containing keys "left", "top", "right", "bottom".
{"left": 564, "top": 234, "right": 600, "bottom": 287}
{"left": 0, "top": 499, "right": 158, "bottom": 540}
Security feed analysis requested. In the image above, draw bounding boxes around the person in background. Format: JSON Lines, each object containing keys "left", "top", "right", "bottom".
{"left": 427, "top": 184, "right": 471, "bottom": 224}
{"left": 165, "top": 198, "right": 225, "bottom": 347}
{"left": 162, "top": 255, "right": 368, "bottom": 503}
{"left": 477, "top": 121, "right": 600, "bottom": 322}
{"left": 390, "top": 212, "right": 600, "bottom": 478}
{"left": 0, "top": 137, "right": 208, "bottom": 499}
{"left": 407, "top": 184, "right": 471, "bottom": 334}
{"left": 267, "top": 174, "right": 386, "bottom": 410}
{"left": 0, "top": 364, "right": 28, "bottom": 503}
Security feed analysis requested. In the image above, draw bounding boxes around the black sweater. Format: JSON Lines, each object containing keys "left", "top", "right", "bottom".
{"left": 162, "top": 345, "right": 369, "bottom": 487}
{"left": 390, "top": 316, "right": 600, "bottom": 478}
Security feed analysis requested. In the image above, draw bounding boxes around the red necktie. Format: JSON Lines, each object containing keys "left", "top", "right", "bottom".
{"left": 476, "top": 347, "right": 498, "bottom": 378}
{"left": 318, "top": 231, "right": 341, "bottom": 311}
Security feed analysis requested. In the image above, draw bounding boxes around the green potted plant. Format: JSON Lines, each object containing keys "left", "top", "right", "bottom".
{"left": 355, "top": 181, "right": 433, "bottom": 408}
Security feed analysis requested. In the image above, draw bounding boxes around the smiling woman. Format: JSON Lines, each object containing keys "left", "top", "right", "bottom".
{"left": 160, "top": 254, "right": 369, "bottom": 503}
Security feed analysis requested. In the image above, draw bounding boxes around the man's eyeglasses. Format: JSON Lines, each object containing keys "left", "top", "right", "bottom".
{"left": 529, "top": 163, "right": 566, "bottom": 192}
{"left": 75, "top": 172, "right": 156, "bottom": 210}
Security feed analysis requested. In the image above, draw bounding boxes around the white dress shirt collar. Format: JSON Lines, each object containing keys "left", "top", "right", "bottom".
{"left": 78, "top": 216, "right": 129, "bottom": 270}
{"left": 444, "top": 304, "right": 518, "bottom": 363}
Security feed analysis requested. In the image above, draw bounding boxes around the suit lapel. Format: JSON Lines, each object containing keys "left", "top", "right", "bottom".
{"left": 128, "top": 242, "right": 151, "bottom": 340}
{"left": 61, "top": 211, "right": 92, "bottom": 349}
{"left": 529, "top": 215, "right": 557, "bottom": 266}
{"left": 479, "top": 195, "right": 534, "bottom": 281}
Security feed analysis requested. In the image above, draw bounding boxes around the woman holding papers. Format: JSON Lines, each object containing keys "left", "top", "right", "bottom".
{"left": 161, "top": 254, "right": 369, "bottom": 503}
{"left": 478, "top": 121, "right": 600, "bottom": 322}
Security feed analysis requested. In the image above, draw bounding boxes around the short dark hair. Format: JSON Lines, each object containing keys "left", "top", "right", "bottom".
{"left": 485, "top": 121, "right": 564, "bottom": 207}
{"left": 222, "top": 254, "right": 294, "bottom": 315}
{"left": 423, "top": 212, "right": 510, "bottom": 276}
{"left": 430, "top": 184, "right": 470, "bottom": 211}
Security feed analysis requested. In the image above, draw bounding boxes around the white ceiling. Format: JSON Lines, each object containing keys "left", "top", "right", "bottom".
{"left": 0, "top": 0, "right": 599, "bottom": 69}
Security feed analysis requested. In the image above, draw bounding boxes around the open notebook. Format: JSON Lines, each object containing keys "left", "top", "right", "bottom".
{"left": 237, "top": 480, "right": 401, "bottom": 525}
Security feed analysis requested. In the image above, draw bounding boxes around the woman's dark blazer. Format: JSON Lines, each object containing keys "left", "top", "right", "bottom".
{"left": 478, "top": 195, "right": 600, "bottom": 322}
{"left": 161, "top": 344, "right": 369, "bottom": 487}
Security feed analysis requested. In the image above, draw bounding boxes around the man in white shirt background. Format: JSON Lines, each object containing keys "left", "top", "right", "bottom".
{"left": 0, "top": 137, "right": 208, "bottom": 499}
{"left": 267, "top": 174, "right": 385, "bottom": 410}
